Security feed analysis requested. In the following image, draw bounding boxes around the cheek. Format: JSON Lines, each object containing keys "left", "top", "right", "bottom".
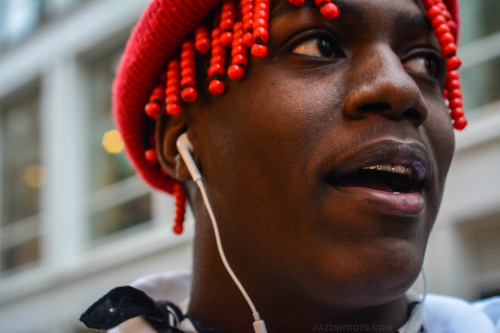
{"left": 195, "top": 69, "right": 343, "bottom": 240}
{"left": 424, "top": 98, "right": 455, "bottom": 184}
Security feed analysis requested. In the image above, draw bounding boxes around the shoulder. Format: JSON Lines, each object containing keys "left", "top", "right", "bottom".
{"left": 108, "top": 317, "right": 156, "bottom": 333}
{"left": 130, "top": 269, "right": 192, "bottom": 303}
{"left": 425, "top": 294, "right": 500, "bottom": 333}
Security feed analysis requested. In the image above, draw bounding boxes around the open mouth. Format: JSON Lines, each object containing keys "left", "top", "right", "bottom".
{"left": 330, "top": 163, "right": 423, "bottom": 194}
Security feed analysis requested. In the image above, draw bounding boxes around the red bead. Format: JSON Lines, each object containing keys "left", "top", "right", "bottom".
{"left": 232, "top": 54, "right": 248, "bottom": 67}
{"left": 448, "top": 20, "right": 458, "bottom": 36}
{"left": 195, "top": 39, "right": 210, "bottom": 54}
{"left": 166, "top": 95, "right": 181, "bottom": 104}
{"left": 253, "top": 18, "right": 268, "bottom": 29}
{"left": 431, "top": 15, "right": 446, "bottom": 28}
{"left": 181, "top": 67, "right": 196, "bottom": 78}
{"left": 181, "top": 58, "right": 196, "bottom": 68}
{"left": 321, "top": 3, "right": 340, "bottom": 20}
{"left": 208, "top": 63, "right": 226, "bottom": 77}
{"left": 150, "top": 92, "right": 163, "bottom": 100}
{"left": 435, "top": 23, "right": 451, "bottom": 36}
{"left": 168, "top": 59, "right": 180, "bottom": 70}
{"left": 438, "top": 32, "right": 454, "bottom": 47}
{"left": 167, "top": 71, "right": 180, "bottom": 80}
{"left": 166, "top": 104, "right": 182, "bottom": 116}
{"left": 448, "top": 88, "right": 462, "bottom": 99}
{"left": 228, "top": 64, "right": 245, "bottom": 80}
{"left": 446, "top": 79, "right": 461, "bottom": 90}
{"left": 453, "top": 117, "right": 467, "bottom": 130}
{"left": 253, "top": 26, "right": 269, "bottom": 43}
{"left": 145, "top": 102, "right": 161, "bottom": 119}
{"left": 450, "top": 107, "right": 465, "bottom": 119}
{"left": 181, "top": 87, "right": 199, "bottom": 103}
{"left": 209, "top": 80, "right": 226, "bottom": 95}
{"left": 251, "top": 44, "right": 268, "bottom": 57}
{"left": 231, "top": 44, "right": 246, "bottom": 56}
{"left": 288, "top": 0, "right": 305, "bottom": 6}
{"left": 254, "top": 9, "right": 269, "bottom": 21}
{"left": 220, "top": 18, "right": 235, "bottom": 30}
{"left": 172, "top": 224, "right": 184, "bottom": 235}
{"left": 212, "top": 45, "right": 226, "bottom": 57}
{"left": 166, "top": 86, "right": 180, "bottom": 95}
{"left": 422, "top": 0, "right": 434, "bottom": 8}
{"left": 427, "top": 6, "right": 442, "bottom": 19}
{"left": 446, "top": 56, "right": 462, "bottom": 71}
{"left": 194, "top": 26, "right": 210, "bottom": 54}
{"left": 145, "top": 148, "right": 158, "bottom": 164}
{"left": 181, "top": 76, "right": 196, "bottom": 88}
{"left": 243, "top": 32, "right": 254, "bottom": 46}
{"left": 446, "top": 70, "right": 460, "bottom": 81}
{"left": 449, "top": 98, "right": 463, "bottom": 109}
{"left": 441, "top": 43, "right": 457, "bottom": 57}
{"left": 220, "top": 31, "right": 234, "bottom": 47}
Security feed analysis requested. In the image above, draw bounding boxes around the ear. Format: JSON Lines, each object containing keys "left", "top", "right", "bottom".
{"left": 155, "top": 114, "right": 192, "bottom": 181}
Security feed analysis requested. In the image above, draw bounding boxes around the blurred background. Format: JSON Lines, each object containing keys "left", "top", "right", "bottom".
{"left": 0, "top": 0, "right": 499, "bottom": 332}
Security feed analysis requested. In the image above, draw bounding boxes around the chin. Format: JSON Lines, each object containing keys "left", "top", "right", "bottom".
{"left": 305, "top": 236, "right": 426, "bottom": 308}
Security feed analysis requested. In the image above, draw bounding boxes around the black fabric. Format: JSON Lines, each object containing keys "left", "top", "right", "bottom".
{"left": 190, "top": 318, "right": 227, "bottom": 333}
{"left": 80, "top": 286, "right": 186, "bottom": 333}
{"left": 81, "top": 286, "right": 423, "bottom": 333}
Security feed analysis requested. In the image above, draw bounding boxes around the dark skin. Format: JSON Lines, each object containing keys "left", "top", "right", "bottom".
{"left": 157, "top": 0, "right": 455, "bottom": 332}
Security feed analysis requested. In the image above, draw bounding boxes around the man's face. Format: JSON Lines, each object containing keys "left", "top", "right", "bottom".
{"left": 185, "top": 0, "right": 455, "bottom": 307}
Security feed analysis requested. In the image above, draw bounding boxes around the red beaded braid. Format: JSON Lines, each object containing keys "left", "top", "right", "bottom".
{"left": 423, "top": 0, "right": 467, "bottom": 130}
{"left": 180, "top": 40, "right": 199, "bottom": 103}
{"left": 165, "top": 59, "right": 182, "bottom": 116}
{"left": 140, "top": 0, "right": 465, "bottom": 234}
{"left": 314, "top": 0, "right": 340, "bottom": 20}
{"left": 208, "top": 25, "right": 227, "bottom": 95}
{"left": 145, "top": 84, "right": 164, "bottom": 120}
{"left": 228, "top": 21, "right": 248, "bottom": 80}
{"left": 242, "top": 0, "right": 254, "bottom": 47}
{"left": 250, "top": 0, "right": 270, "bottom": 57}
{"left": 195, "top": 25, "right": 211, "bottom": 54}
{"left": 220, "top": 1, "right": 237, "bottom": 47}
{"left": 173, "top": 182, "right": 187, "bottom": 234}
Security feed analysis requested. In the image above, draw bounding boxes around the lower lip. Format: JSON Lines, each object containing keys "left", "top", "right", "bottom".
{"left": 335, "top": 186, "right": 424, "bottom": 216}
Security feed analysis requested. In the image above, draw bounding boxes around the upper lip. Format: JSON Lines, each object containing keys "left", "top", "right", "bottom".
{"left": 326, "top": 138, "right": 431, "bottom": 188}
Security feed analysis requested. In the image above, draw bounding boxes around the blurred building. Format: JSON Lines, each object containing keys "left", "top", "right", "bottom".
{"left": 0, "top": 0, "right": 499, "bottom": 332}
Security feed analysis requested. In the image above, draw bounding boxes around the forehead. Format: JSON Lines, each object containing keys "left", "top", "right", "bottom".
{"left": 270, "top": 0, "right": 426, "bottom": 26}
{"left": 269, "top": 0, "right": 430, "bottom": 42}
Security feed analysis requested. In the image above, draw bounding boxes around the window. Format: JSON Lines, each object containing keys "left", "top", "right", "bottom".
{"left": 0, "top": 0, "right": 42, "bottom": 49}
{"left": 459, "top": 0, "right": 500, "bottom": 114}
{"left": 461, "top": 55, "right": 500, "bottom": 111}
{"left": 0, "top": 87, "right": 42, "bottom": 273}
{"left": 86, "top": 44, "right": 152, "bottom": 243}
{"left": 460, "top": 0, "right": 500, "bottom": 45}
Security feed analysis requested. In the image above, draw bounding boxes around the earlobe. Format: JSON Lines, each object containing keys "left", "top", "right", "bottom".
{"left": 155, "top": 114, "right": 192, "bottom": 181}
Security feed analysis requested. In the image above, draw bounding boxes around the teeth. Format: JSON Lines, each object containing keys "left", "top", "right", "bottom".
{"left": 362, "top": 164, "right": 412, "bottom": 176}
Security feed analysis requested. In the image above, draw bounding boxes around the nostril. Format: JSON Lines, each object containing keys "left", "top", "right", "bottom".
{"left": 359, "top": 103, "right": 391, "bottom": 113}
{"left": 405, "top": 108, "right": 423, "bottom": 122}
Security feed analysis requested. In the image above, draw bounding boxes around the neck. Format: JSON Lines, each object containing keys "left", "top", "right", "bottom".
{"left": 187, "top": 232, "right": 412, "bottom": 333}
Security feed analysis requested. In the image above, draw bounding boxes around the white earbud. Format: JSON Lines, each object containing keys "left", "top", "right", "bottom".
{"left": 176, "top": 133, "right": 202, "bottom": 182}
{"left": 175, "top": 133, "right": 267, "bottom": 333}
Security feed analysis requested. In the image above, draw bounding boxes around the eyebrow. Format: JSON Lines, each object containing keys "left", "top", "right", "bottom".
{"left": 394, "top": 10, "right": 432, "bottom": 34}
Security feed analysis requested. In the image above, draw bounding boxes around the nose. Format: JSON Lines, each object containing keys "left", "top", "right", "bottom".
{"left": 343, "top": 45, "right": 428, "bottom": 127}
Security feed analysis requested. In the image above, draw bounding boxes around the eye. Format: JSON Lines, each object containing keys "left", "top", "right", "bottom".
{"left": 291, "top": 35, "right": 339, "bottom": 58}
{"left": 403, "top": 54, "right": 443, "bottom": 79}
